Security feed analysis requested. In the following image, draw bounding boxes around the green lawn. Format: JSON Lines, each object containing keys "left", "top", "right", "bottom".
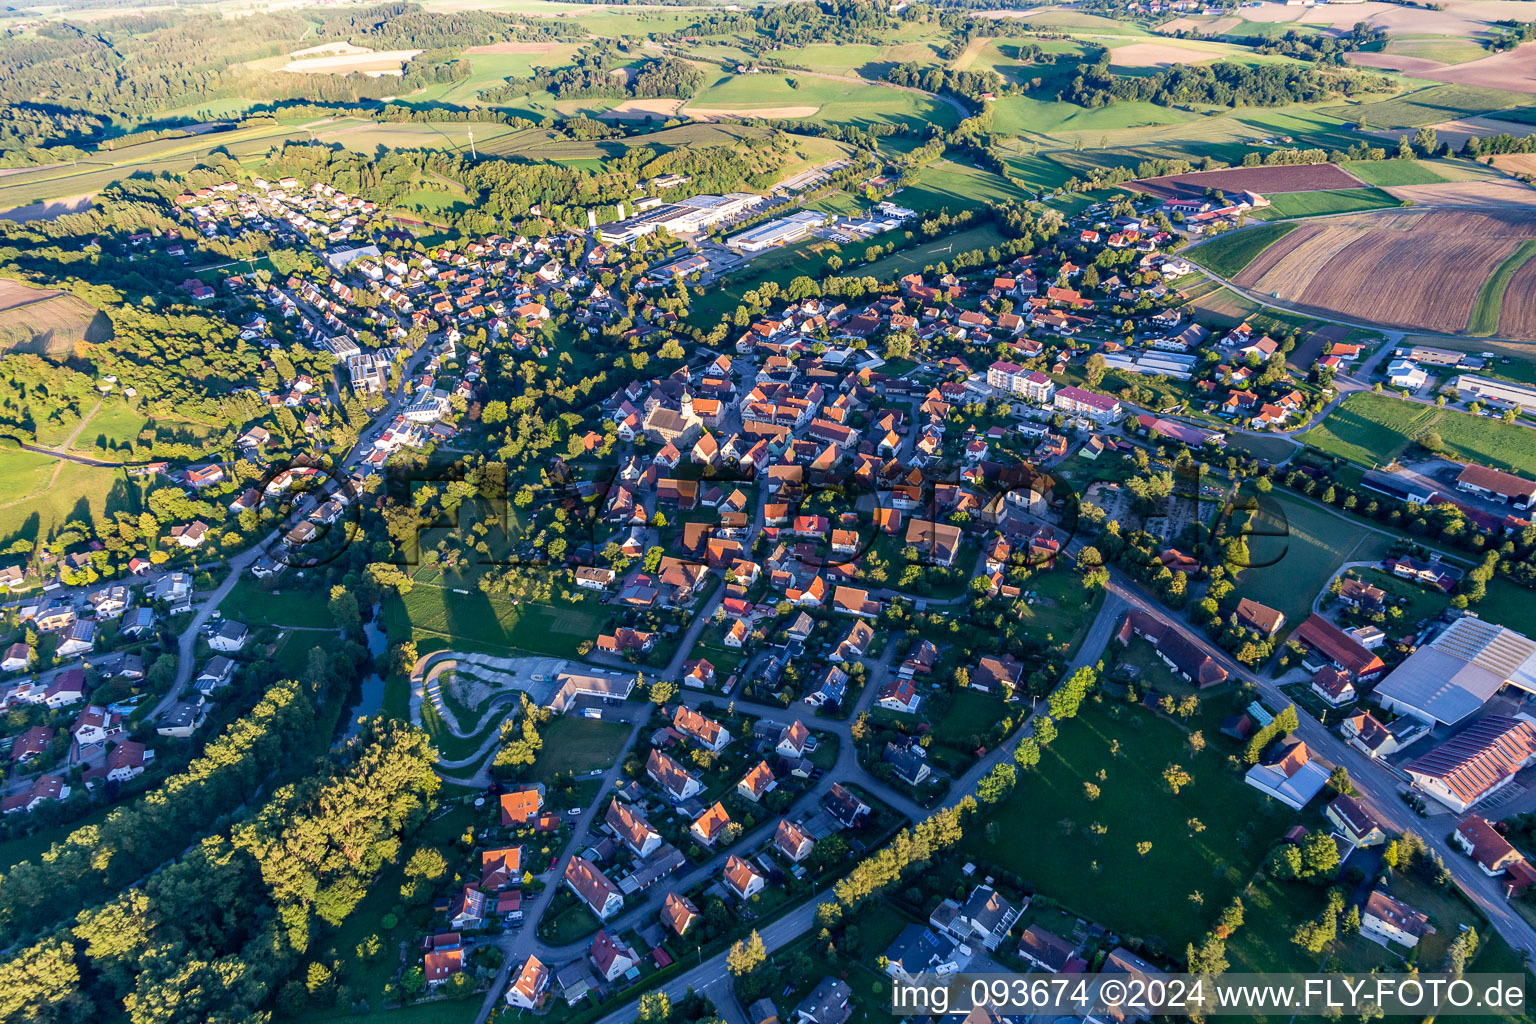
{"left": 530, "top": 715, "right": 633, "bottom": 787}
{"left": 963, "top": 701, "right": 1295, "bottom": 952}
{"left": 1479, "top": 577, "right": 1536, "bottom": 637}
{"left": 1471, "top": 240, "right": 1536, "bottom": 336}
{"left": 1343, "top": 159, "right": 1447, "bottom": 187}
{"left": 897, "top": 159, "right": 1036, "bottom": 214}
{"left": 1187, "top": 223, "right": 1298, "bottom": 278}
{"left": 1229, "top": 491, "right": 1372, "bottom": 633}
{"left": 931, "top": 689, "right": 1006, "bottom": 749}
{"left": 1254, "top": 187, "right": 1402, "bottom": 220}
{"left": 1300, "top": 391, "right": 1536, "bottom": 476}
{"left": 220, "top": 575, "right": 339, "bottom": 628}
{"left": 1225, "top": 432, "right": 1300, "bottom": 464}
{"left": 857, "top": 224, "right": 1009, "bottom": 282}
{"left": 385, "top": 585, "right": 608, "bottom": 658}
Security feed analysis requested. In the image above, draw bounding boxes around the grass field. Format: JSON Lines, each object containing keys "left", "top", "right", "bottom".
{"left": 685, "top": 72, "right": 959, "bottom": 130}
{"left": 386, "top": 584, "right": 607, "bottom": 658}
{"left": 1187, "top": 223, "right": 1298, "bottom": 278}
{"left": 963, "top": 700, "right": 1294, "bottom": 952}
{"left": 773, "top": 41, "right": 943, "bottom": 78}
{"left": 992, "top": 95, "right": 1195, "bottom": 137}
{"left": 1322, "top": 84, "right": 1534, "bottom": 129}
{"left": 857, "top": 224, "right": 1009, "bottom": 282}
{"left": 1302, "top": 392, "right": 1536, "bottom": 475}
{"left": 530, "top": 715, "right": 633, "bottom": 786}
{"left": 219, "top": 575, "right": 338, "bottom": 628}
{"left": 0, "top": 453, "right": 136, "bottom": 549}
{"left": 1342, "top": 158, "right": 1448, "bottom": 187}
{"left": 1384, "top": 37, "right": 1490, "bottom": 66}
{"left": 1469, "top": 240, "right": 1536, "bottom": 336}
{"left": 1254, "top": 187, "right": 1402, "bottom": 220}
{"left": 895, "top": 159, "right": 1035, "bottom": 215}
{"left": 1479, "top": 577, "right": 1536, "bottom": 637}
{"left": 1229, "top": 490, "right": 1373, "bottom": 630}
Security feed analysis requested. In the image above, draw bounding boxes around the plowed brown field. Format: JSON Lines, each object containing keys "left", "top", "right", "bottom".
{"left": 1498, "top": 254, "right": 1536, "bottom": 337}
{"left": 1233, "top": 209, "right": 1536, "bottom": 333}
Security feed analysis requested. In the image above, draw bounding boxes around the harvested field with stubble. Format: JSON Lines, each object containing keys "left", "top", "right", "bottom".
{"left": 1384, "top": 180, "right": 1536, "bottom": 208}
{"left": 1107, "top": 42, "right": 1222, "bottom": 68}
{"left": 1130, "top": 163, "right": 1364, "bottom": 200}
{"left": 1233, "top": 209, "right": 1536, "bottom": 334}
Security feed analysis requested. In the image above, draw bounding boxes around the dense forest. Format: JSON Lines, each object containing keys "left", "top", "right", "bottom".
{"left": 0, "top": 718, "right": 439, "bottom": 1024}
{"left": 479, "top": 48, "right": 703, "bottom": 102}
{"left": 1064, "top": 56, "right": 1393, "bottom": 110}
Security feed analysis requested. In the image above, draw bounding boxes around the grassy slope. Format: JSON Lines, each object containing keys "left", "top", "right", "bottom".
{"left": 1186, "top": 223, "right": 1298, "bottom": 278}
{"left": 1470, "top": 239, "right": 1536, "bottom": 336}
{"left": 1300, "top": 391, "right": 1536, "bottom": 475}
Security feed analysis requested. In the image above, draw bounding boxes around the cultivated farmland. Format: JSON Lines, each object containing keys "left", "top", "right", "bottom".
{"left": 1231, "top": 209, "right": 1536, "bottom": 335}
{"left": 1129, "top": 162, "right": 1365, "bottom": 201}
{"left": 1420, "top": 41, "right": 1536, "bottom": 95}
{"left": 1497, "top": 245, "right": 1536, "bottom": 338}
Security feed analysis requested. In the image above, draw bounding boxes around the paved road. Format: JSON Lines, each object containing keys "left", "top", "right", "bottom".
{"left": 1103, "top": 571, "right": 1536, "bottom": 962}
{"left": 552, "top": 591, "right": 1130, "bottom": 1024}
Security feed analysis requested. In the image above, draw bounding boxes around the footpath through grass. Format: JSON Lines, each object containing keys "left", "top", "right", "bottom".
{"left": 1469, "top": 239, "right": 1536, "bottom": 336}
{"left": 1187, "top": 222, "right": 1297, "bottom": 278}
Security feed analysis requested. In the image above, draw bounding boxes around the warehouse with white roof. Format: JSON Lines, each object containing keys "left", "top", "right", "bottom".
{"left": 1373, "top": 617, "right": 1536, "bottom": 726}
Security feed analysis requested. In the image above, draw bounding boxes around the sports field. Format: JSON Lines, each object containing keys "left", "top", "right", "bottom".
{"left": 1300, "top": 391, "right": 1536, "bottom": 475}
